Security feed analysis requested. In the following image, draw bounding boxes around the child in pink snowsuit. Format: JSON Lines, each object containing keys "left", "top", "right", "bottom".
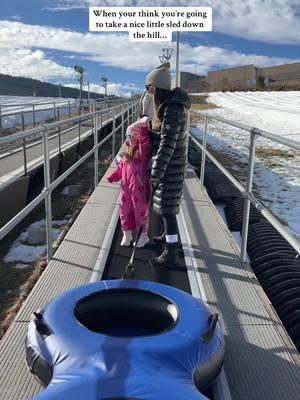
{"left": 107, "top": 117, "right": 152, "bottom": 247}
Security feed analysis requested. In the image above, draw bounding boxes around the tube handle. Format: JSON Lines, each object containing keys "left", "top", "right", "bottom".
{"left": 201, "top": 313, "right": 219, "bottom": 344}
{"left": 34, "top": 312, "right": 52, "bottom": 338}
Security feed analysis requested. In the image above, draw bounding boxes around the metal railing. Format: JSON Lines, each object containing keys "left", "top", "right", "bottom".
{"left": 0, "top": 100, "right": 135, "bottom": 182}
{"left": 0, "top": 97, "right": 126, "bottom": 133}
{"left": 187, "top": 109, "right": 300, "bottom": 262}
{"left": 0, "top": 99, "right": 139, "bottom": 259}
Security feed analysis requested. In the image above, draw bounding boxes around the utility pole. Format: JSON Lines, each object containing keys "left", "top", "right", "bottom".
{"left": 74, "top": 65, "right": 85, "bottom": 105}
{"left": 87, "top": 80, "right": 90, "bottom": 104}
{"left": 175, "top": 32, "right": 180, "bottom": 87}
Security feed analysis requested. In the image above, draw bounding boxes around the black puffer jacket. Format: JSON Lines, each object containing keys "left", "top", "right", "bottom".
{"left": 151, "top": 87, "right": 191, "bottom": 215}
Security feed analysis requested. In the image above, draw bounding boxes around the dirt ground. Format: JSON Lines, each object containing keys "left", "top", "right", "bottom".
{"left": 0, "top": 141, "right": 113, "bottom": 338}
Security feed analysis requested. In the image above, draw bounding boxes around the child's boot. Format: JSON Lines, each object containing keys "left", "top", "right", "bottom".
{"left": 121, "top": 231, "right": 132, "bottom": 246}
{"left": 134, "top": 232, "right": 150, "bottom": 248}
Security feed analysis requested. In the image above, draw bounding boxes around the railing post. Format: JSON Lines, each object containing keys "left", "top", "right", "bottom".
{"left": 53, "top": 103, "right": 56, "bottom": 120}
{"left": 42, "top": 126, "right": 53, "bottom": 260}
{"left": 121, "top": 104, "right": 125, "bottom": 142}
{"left": 112, "top": 113, "right": 116, "bottom": 158}
{"left": 68, "top": 101, "right": 71, "bottom": 118}
{"left": 78, "top": 117, "right": 81, "bottom": 144}
{"left": 21, "top": 111, "right": 25, "bottom": 131}
{"left": 0, "top": 106, "right": 2, "bottom": 134}
{"left": 185, "top": 109, "right": 190, "bottom": 165}
{"left": 32, "top": 104, "right": 36, "bottom": 127}
{"left": 23, "top": 138, "right": 27, "bottom": 176}
{"left": 93, "top": 106, "right": 99, "bottom": 188}
{"left": 58, "top": 122, "right": 62, "bottom": 159}
{"left": 200, "top": 114, "right": 208, "bottom": 188}
{"left": 241, "top": 128, "right": 258, "bottom": 262}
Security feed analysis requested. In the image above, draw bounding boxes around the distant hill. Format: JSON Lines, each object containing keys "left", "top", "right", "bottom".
{"left": 0, "top": 74, "right": 103, "bottom": 100}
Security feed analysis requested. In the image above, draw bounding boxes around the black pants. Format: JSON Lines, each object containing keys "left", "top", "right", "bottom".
{"left": 162, "top": 214, "right": 178, "bottom": 236}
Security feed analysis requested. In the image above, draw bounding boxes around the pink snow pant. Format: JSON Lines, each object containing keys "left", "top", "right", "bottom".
{"left": 119, "top": 185, "right": 149, "bottom": 233}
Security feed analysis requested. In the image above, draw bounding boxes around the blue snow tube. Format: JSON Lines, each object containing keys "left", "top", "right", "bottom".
{"left": 26, "top": 280, "right": 225, "bottom": 399}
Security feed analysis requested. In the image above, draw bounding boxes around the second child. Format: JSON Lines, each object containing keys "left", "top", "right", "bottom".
{"left": 107, "top": 117, "right": 152, "bottom": 247}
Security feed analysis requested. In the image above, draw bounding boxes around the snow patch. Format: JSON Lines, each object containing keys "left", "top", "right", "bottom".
{"left": 3, "top": 217, "right": 70, "bottom": 264}
{"left": 193, "top": 91, "right": 300, "bottom": 239}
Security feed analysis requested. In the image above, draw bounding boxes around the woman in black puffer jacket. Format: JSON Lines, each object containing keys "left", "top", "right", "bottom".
{"left": 146, "top": 62, "right": 191, "bottom": 266}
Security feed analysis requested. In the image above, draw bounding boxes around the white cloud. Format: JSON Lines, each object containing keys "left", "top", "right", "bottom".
{"left": 46, "top": 0, "right": 300, "bottom": 45}
{"left": 11, "top": 15, "right": 21, "bottom": 20}
{"left": 0, "top": 21, "right": 295, "bottom": 84}
{"left": 179, "top": 43, "right": 293, "bottom": 75}
{"left": 0, "top": 47, "right": 74, "bottom": 80}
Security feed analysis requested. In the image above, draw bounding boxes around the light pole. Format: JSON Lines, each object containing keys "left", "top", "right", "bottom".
{"left": 101, "top": 77, "right": 108, "bottom": 97}
{"left": 87, "top": 80, "right": 90, "bottom": 103}
{"left": 74, "top": 65, "right": 85, "bottom": 104}
{"left": 175, "top": 32, "right": 180, "bottom": 87}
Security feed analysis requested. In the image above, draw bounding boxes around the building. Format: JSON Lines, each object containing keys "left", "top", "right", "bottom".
{"left": 207, "top": 65, "right": 257, "bottom": 91}
{"left": 206, "top": 62, "right": 300, "bottom": 92}
{"left": 259, "top": 62, "right": 300, "bottom": 89}
{"left": 171, "top": 72, "right": 207, "bottom": 92}
{"left": 178, "top": 62, "right": 300, "bottom": 93}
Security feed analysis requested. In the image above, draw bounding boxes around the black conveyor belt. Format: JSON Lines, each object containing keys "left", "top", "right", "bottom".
{"left": 102, "top": 210, "right": 192, "bottom": 294}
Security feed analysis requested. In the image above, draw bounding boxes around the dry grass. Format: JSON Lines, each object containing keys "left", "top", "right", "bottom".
{"left": 0, "top": 258, "right": 47, "bottom": 338}
{"left": 0, "top": 140, "right": 114, "bottom": 338}
{"left": 189, "top": 95, "right": 218, "bottom": 125}
{"left": 256, "top": 146, "right": 296, "bottom": 159}
{"left": 207, "top": 145, "right": 236, "bottom": 170}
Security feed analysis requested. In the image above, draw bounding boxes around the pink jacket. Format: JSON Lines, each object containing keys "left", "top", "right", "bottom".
{"left": 107, "top": 126, "right": 152, "bottom": 197}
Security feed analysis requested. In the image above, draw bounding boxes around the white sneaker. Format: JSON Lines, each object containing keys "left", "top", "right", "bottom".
{"left": 134, "top": 233, "right": 150, "bottom": 248}
{"left": 121, "top": 231, "right": 132, "bottom": 246}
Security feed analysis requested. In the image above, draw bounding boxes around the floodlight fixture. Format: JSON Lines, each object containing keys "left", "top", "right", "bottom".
{"left": 101, "top": 76, "right": 109, "bottom": 96}
{"left": 74, "top": 65, "right": 85, "bottom": 74}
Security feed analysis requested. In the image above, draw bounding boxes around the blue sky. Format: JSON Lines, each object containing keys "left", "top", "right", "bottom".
{"left": 0, "top": 0, "right": 299, "bottom": 96}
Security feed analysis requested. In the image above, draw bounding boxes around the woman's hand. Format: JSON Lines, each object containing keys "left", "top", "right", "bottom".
{"left": 150, "top": 177, "right": 159, "bottom": 189}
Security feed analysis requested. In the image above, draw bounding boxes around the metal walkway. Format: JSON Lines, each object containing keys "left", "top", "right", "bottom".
{"left": 0, "top": 162, "right": 299, "bottom": 399}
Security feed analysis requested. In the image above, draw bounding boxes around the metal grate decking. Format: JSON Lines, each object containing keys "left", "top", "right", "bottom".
{"left": 179, "top": 167, "right": 300, "bottom": 400}
{"left": 0, "top": 164, "right": 299, "bottom": 400}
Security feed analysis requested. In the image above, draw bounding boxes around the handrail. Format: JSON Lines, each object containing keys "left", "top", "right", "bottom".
{"left": 188, "top": 109, "right": 300, "bottom": 261}
{"left": 0, "top": 97, "right": 120, "bottom": 108}
{"left": 191, "top": 110, "right": 300, "bottom": 151}
{"left": 0, "top": 97, "right": 129, "bottom": 132}
{"left": 0, "top": 102, "right": 130, "bottom": 148}
{"left": 0, "top": 99, "right": 139, "bottom": 259}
